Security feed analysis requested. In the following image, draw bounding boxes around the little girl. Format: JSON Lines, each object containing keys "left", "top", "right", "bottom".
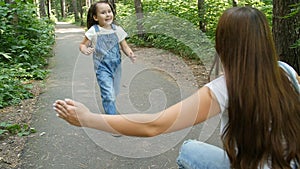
{"left": 79, "top": 0, "right": 136, "bottom": 115}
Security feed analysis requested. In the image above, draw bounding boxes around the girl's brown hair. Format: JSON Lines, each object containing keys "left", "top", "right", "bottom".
{"left": 86, "top": 0, "right": 116, "bottom": 29}
{"left": 216, "top": 7, "right": 300, "bottom": 169}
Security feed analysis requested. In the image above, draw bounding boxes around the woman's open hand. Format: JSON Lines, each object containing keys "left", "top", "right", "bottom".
{"left": 53, "top": 99, "right": 90, "bottom": 127}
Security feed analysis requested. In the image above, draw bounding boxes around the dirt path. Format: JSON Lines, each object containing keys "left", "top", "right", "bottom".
{"left": 0, "top": 22, "right": 221, "bottom": 169}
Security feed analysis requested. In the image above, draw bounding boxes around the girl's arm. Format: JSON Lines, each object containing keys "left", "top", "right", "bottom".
{"left": 53, "top": 86, "right": 221, "bottom": 137}
{"left": 120, "top": 39, "right": 136, "bottom": 63}
{"left": 79, "top": 36, "right": 94, "bottom": 55}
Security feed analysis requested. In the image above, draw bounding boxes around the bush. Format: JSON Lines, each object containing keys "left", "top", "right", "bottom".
{"left": 0, "top": 1, "right": 55, "bottom": 108}
{"left": 115, "top": 0, "right": 273, "bottom": 62}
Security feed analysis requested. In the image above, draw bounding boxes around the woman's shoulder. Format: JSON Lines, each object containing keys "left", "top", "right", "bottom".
{"left": 205, "top": 75, "right": 228, "bottom": 116}
{"left": 278, "top": 61, "right": 296, "bottom": 72}
{"left": 205, "top": 76, "right": 226, "bottom": 87}
{"left": 205, "top": 76, "right": 227, "bottom": 101}
{"left": 278, "top": 61, "right": 300, "bottom": 93}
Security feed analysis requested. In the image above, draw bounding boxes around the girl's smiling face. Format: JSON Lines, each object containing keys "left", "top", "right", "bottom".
{"left": 93, "top": 3, "right": 114, "bottom": 28}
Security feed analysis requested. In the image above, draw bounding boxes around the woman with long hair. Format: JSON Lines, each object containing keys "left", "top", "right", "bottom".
{"left": 54, "top": 6, "right": 299, "bottom": 169}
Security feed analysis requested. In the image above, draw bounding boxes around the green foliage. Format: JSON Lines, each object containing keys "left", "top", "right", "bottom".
{"left": 202, "top": 0, "right": 231, "bottom": 39}
{"left": 203, "top": 0, "right": 273, "bottom": 39}
{"left": 142, "top": 0, "right": 199, "bottom": 26}
{"left": 0, "top": 63, "right": 49, "bottom": 108}
{"left": 0, "top": 2, "right": 55, "bottom": 65}
{"left": 0, "top": 52, "right": 12, "bottom": 60}
{"left": 117, "top": 1, "right": 215, "bottom": 62}
{"left": 116, "top": 0, "right": 273, "bottom": 65}
{"left": 291, "top": 39, "right": 300, "bottom": 48}
{"left": 0, "top": 121, "right": 36, "bottom": 137}
{"left": 0, "top": 1, "right": 55, "bottom": 108}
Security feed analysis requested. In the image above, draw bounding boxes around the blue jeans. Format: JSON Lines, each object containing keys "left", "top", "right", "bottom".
{"left": 176, "top": 139, "right": 299, "bottom": 169}
{"left": 92, "top": 25, "right": 121, "bottom": 115}
{"left": 93, "top": 54, "right": 121, "bottom": 115}
{"left": 177, "top": 140, "right": 230, "bottom": 169}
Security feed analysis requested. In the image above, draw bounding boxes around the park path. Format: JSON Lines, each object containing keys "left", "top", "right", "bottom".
{"left": 20, "top": 22, "right": 221, "bottom": 169}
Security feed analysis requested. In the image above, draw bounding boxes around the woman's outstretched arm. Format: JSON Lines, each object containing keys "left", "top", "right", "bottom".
{"left": 53, "top": 86, "right": 220, "bottom": 137}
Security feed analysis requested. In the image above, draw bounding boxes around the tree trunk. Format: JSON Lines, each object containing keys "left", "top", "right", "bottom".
{"left": 72, "top": 0, "right": 80, "bottom": 22}
{"left": 273, "top": 0, "right": 300, "bottom": 73}
{"left": 46, "top": 0, "right": 51, "bottom": 19}
{"left": 134, "top": 0, "right": 145, "bottom": 38}
{"left": 60, "top": 0, "right": 66, "bottom": 18}
{"left": 85, "top": 0, "right": 90, "bottom": 7}
{"left": 39, "top": 0, "right": 46, "bottom": 17}
{"left": 78, "top": 0, "right": 84, "bottom": 26}
{"left": 198, "top": 0, "right": 206, "bottom": 32}
{"left": 232, "top": 0, "right": 237, "bottom": 6}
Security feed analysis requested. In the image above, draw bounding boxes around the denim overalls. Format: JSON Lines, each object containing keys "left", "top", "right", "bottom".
{"left": 92, "top": 24, "right": 121, "bottom": 115}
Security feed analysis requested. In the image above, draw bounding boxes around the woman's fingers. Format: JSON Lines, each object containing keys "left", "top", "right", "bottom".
{"left": 53, "top": 99, "right": 83, "bottom": 127}
{"left": 53, "top": 100, "right": 71, "bottom": 118}
{"left": 65, "top": 98, "right": 75, "bottom": 106}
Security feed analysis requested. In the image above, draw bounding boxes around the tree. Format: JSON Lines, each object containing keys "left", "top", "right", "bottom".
{"left": 198, "top": 0, "right": 206, "bottom": 32}
{"left": 78, "top": 0, "right": 84, "bottom": 26}
{"left": 72, "top": 0, "right": 80, "bottom": 22}
{"left": 60, "top": 0, "right": 66, "bottom": 19}
{"left": 46, "top": 0, "right": 51, "bottom": 19}
{"left": 232, "top": 0, "right": 237, "bottom": 6}
{"left": 39, "top": 0, "right": 46, "bottom": 17}
{"left": 272, "top": 0, "right": 300, "bottom": 73}
{"left": 86, "top": 0, "right": 91, "bottom": 7}
{"left": 134, "top": 0, "right": 145, "bottom": 38}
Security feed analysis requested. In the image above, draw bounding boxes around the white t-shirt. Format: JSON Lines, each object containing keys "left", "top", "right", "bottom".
{"left": 85, "top": 24, "right": 128, "bottom": 48}
{"left": 204, "top": 61, "right": 299, "bottom": 134}
{"left": 204, "top": 75, "right": 228, "bottom": 133}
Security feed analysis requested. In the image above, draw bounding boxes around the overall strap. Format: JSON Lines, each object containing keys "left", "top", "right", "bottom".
{"left": 278, "top": 61, "right": 300, "bottom": 93}
{"left": 93, "top": 24, "right": 100, "bottom": 32}
{"left": 94, "top": 24, "right": 116, "bottom": 32}
{"left": 111, "top": 24, "right": 117, "bottom": 30}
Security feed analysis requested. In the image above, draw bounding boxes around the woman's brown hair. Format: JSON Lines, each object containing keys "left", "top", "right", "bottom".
{"left": 216, "top": 7, "right": 300, "bottom": 169}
